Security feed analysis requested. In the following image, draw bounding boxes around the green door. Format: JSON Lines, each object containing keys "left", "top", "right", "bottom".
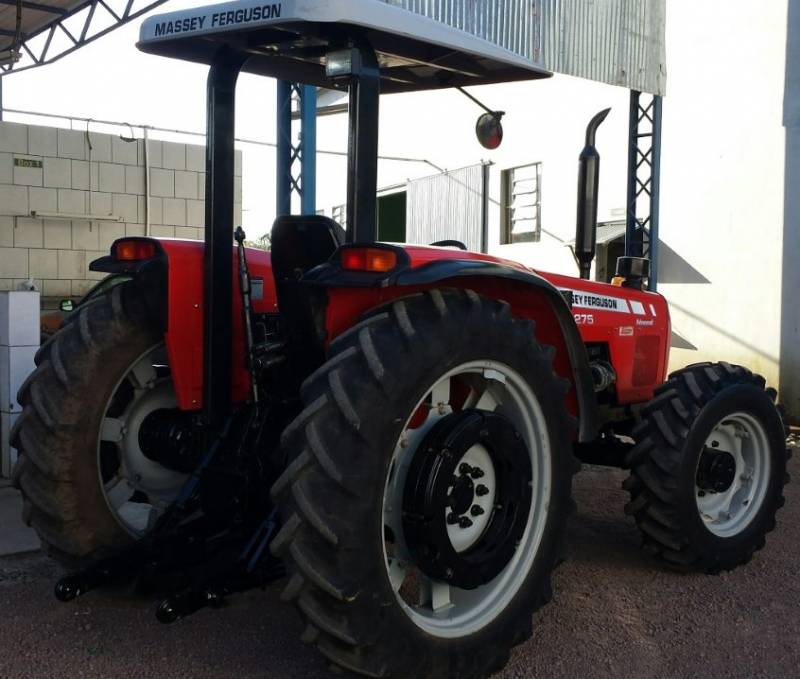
{"left": 377, "top": 191, "right": 407, "bottom": 242}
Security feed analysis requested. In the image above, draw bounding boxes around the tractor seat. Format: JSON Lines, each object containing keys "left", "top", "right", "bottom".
{"left": 270, "top": 214, "right": 345, "bottom": 282}
{"left": 269, "top": 215, "right": 345, "bottom": 382}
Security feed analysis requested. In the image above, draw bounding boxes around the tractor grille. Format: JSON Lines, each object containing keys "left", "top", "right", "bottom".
{"left": 632, "top": 334, "right": 661, "bottom": 387}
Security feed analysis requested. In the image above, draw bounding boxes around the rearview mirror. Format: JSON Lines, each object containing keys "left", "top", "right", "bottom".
{"left": 60, "top": 299, "right": 74, "bottom": 312}
{"left": 475, "top": 112, "right": 504, "bottom": 150}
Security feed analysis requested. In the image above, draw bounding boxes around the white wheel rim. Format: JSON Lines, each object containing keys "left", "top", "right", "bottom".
{"left": 97, "top": 344, "right": 187, "bottom": 537}
{"left": 382, "top": 360, "right": 552, "bottom": 638}
{"left": 695, "top": 411, "right": 771, "bottom": 538}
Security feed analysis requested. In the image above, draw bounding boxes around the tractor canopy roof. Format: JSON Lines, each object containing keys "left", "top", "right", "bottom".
{"left": 137, "top": 0, "right": 551, "bottom": 93}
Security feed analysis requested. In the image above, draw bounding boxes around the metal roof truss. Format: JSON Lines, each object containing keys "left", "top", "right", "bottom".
{"left": 0, "top": 0, "right": 168, "bottom": 74}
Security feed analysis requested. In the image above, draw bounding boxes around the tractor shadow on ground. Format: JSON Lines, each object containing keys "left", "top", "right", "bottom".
{"left": 4, "top": 460, "right": 796, "bottom": 678}
{"left": 564, "top": 465, "right": 657, "bottom": 573}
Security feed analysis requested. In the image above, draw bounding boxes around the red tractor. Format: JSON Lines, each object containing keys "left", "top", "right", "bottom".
{"left": 11, "top": 3, "right": 789, "bottom": 678}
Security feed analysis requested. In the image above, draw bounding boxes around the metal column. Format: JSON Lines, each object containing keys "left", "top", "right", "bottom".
{"left": 275, "top": 81, "right": 317, "bottom": 216}
{"left": 299, "top": 85, "right": 317, "bottom": 215}
{"left": 344, "top": 45, "right": 380, "bottom": 243}
{"left": 275, "top": 80, "right": 292, "bottom": 217}
{"left": 203, "top": 47, "right": 246, "bottom": 430}
{"left": 625, "top": 90, "right": 663, "bottom": 291}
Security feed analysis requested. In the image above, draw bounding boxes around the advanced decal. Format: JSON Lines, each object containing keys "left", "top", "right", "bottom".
{"left": 153, "top": 3, "right": 282, "bottom": 37}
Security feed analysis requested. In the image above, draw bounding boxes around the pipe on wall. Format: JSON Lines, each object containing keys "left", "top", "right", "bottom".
{"left": 144, "top": 127, "right": 152, "bottom": 237}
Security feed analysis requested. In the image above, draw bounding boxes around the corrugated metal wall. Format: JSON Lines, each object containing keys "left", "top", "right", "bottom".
{"left": 406, "top": 164, "right": 487, "bottom": 251}
{"left": 381, "top": 0, "right": 539, "bottom": 64}
{"left": 538, "top": 0, "right": 666, "bottom": 95}
{"left": 378, "top": 0, "right": 666, "bottom": 95}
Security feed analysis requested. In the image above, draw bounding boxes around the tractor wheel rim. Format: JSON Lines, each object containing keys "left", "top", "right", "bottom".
{"left": 695, "top": 411, "right": 771, "bottom": 538}
{"left": 446, "top": 443, "right": 497, "bottom": 553}
{"left": 96, "top": 343, "right": 187, "bottom": 537}
{"left": 382, "top": 360, "right": 551, "bottom": 638}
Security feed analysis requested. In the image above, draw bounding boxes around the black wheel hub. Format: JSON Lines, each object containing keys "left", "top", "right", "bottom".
{"left": 139, "top": 408, "right": 202, "bottom": 473}
{"left": 402, "top": 409, "right": 532, "bottom": 590}
{"left": 448, "top": 474, "right": 475, "bottom": 515}
{"left": 696, "top": 448, "right": 737, "bottom": 493}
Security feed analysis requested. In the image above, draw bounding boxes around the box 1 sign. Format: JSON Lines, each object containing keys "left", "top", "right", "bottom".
{"left": 14, "top": 158, "right": 43, "bottom": 169}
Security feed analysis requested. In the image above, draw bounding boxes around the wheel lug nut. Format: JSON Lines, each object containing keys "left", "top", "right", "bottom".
{"left": 447, "top": 512, "right": 459, "bottom": 525}
{"left": 459, "top": 516, "right": 473, "bottom": 529}
{"left": 459, "top": 463, "right": 473, "bottom": 476}
{"left": 475, "top": 484, "right": 489, "bottom": 497}
{"left": 470, "top": 505, "right": 484, "bottom": 516}
{"left": 470, "top": 468, "right": 485, "bottom": 479}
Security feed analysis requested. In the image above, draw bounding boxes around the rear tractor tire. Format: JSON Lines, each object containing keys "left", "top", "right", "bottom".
{"left": 624, "top": 362, "right": 790, "bottom": 573}
{"left": 271, "top": 289, "right": 578, "bottom": 678}
{"left": 11, "top": 284, "right": 186, "bottom": 566}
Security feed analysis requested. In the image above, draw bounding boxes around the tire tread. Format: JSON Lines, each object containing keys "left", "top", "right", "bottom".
{"left": 623, "top": 362, "right": 789, "bottom": 573}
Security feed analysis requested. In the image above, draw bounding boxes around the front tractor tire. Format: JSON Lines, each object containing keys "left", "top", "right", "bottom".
{"left": 271, "top": 289, "right": 577, "bottom": 678}
{"left": 11, "top": 284, "right": 185, "bottom": 566}
{"left": 624, "top": 362, "right": 789, "bottom": 573}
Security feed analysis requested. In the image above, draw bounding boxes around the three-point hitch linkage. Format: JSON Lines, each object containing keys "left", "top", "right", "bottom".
{"left": 54, "top": 227, "right": 288, "bottom": 622}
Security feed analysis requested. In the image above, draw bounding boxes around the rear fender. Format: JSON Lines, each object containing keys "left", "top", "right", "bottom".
{"left": 311, "top": 260, "right": 598, "bottom": 442}
{"left": 90, "top": 239, "right": 169, "bottom": 332}
{"left": 91, "top": 238, "right": 278, "bottom": 411}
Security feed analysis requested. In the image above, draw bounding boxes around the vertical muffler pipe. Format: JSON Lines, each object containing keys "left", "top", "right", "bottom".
{"left": 575, "top": 108, "right": 611, "bottom": 280}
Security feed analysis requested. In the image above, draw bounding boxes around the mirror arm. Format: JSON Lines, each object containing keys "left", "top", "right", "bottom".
{"left": 456, "top": 86, "right": 503, "bottom": 119}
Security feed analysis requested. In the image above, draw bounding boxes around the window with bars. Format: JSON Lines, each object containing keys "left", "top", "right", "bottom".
{"left": 500, "top": 162, "right": 542, "bottom": 244}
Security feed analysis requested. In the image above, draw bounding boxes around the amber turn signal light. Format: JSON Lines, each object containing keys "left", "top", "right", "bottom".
{"left": 341, "top": 248, "right": 398, "bottom": 273}
{"left": 114, "top": 240, "right": 157, "bottom": 261}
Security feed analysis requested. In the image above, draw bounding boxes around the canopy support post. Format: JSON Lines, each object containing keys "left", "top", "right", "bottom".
{"left": 625, "top": 90, "right": 663, "bottom": 291}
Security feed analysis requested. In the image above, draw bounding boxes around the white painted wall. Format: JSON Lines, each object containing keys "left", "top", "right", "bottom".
{"left": 657, "top": 1, "right": 790, "bottom": 393}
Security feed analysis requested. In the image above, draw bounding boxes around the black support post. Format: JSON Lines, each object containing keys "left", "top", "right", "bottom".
{"left": 203, "top": 47, "right": 246, "bottom": 431}
{"left": 624, "top": 90, "right": 663, "bottom": 290}
{"left": 275, "top": 79, "right": 292, "bottom": 217}
{"left": 625, "top": 90, "right": 644, "bottom": 258}
{"left": 345, "top": 45, "right": 380, "bottom": 243}
{"left": 649, "top": 95, "right": 663, "bottom": 292}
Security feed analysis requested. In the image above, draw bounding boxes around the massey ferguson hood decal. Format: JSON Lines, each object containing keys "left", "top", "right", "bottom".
{"left": 565, "top": 290, "right": 631, "bottom": 314}
{"left": 559, "top": 288, "right": 659, "bottom": 317}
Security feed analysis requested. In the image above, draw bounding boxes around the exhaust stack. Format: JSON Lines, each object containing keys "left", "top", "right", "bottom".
{"left": 575, "top": 108, "right": 611, "bottom": 280}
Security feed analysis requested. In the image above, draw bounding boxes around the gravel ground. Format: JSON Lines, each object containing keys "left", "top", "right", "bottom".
{"left": 1, "top": 457, "right": 798, "bottom": 679}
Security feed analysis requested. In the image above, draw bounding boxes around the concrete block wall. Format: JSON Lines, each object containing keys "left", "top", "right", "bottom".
{"left": 0, "top": 121, "right": 243, "bottom": 297}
